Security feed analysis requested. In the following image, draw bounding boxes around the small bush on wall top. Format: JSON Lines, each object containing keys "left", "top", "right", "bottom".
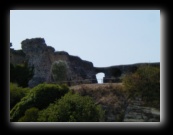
{"left": 51, "top": 60, "right": 69, "bottom": 84}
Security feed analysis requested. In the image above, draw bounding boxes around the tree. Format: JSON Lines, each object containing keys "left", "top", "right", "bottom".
{"left": 51, "top": 60, "right": 69, "bottom": 84}
{"left": 122, "top": 65, "right": 160, "bottom": 108}
{"left": 38, "top": 92, "right": 105, "bottom": 122}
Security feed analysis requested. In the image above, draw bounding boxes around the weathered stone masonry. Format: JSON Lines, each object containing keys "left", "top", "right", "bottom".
{"left": 10, "top": 38, "right": 160, "bottom": 87}
{"left": 94, "top": 62, "right": 160, "bottom": 83}
{"left": 20, "top": 38, "right": 97, "bottom": 87}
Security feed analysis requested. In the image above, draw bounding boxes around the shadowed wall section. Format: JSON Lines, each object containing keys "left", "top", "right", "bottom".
{"left": 94, "top": 62, "right": 160, "bottom": 83}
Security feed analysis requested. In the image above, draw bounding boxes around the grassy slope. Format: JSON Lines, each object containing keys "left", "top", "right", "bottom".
{"left": 70, "top": 82, "right": 160, "bottom": 122}
{"left": 70, "top": 83, "right": 128, "bottom": 122}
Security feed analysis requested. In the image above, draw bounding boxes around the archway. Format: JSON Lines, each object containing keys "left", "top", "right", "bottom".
{"left": 96, "top": 73, "right": 105, "bottom": 84}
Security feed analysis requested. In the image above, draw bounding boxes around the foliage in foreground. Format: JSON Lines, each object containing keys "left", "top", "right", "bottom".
{"left": 10, "top": 83, "right": 30, "bottom": 109}
{"left": 122, "top": 65, "right": 160, "bottom": 108}
{"left": 10, "top": 83, "right": 69, "bottom": 122}
{"left": 18, "top": 107, "right": 39, "bottom": 122}
{"left": 38, "top": 91, "right": 105, "bottom": 122}
{"left": 71, "top": 83, "right": 126, "bottom": 122}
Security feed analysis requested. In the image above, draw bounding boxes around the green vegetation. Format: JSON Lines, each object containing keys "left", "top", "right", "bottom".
{"left": 10, "top": 83, "right": 104, "bottom": 122}
{"left": 10, "top": 59, "right": 160, "bottom": 122}
{"left": 38, "top": 91, "right": 105, "bottom": 122}
{"left": 10, "top": 83, "right": 30, "bottom": 109}
{"left": 18, "top": 107, "right": 39, "bottom": 122}
{"left": 10, "top": 83, "right": 69, "bottom": 122}
{"left": 51, "top": 60, "right": 68, "bottom": 84}
{"left": 10, "top": 63, "right": 34, "bottom": 87}
{"left": 122, "top": 65, "right": 160, "bottom": 109}
{"left": 71, "top": 83, "right": 126, "bottom": 122}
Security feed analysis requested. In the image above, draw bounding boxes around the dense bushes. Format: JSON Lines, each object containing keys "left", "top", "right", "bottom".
{"left": 10, "top": 63, "right": 160, "bottom": 122}
{"left": 122, "top": 65, "right": 160, "bottom": 108}
{"left": 10, "top": 63, "right": 34, "bottom": 87}
{"left": 10, "top": 83, "right": 69, "bottom": 122}
{"left": 10, "top": 83, "right": 29, "bottom": 109}
{"left": 18, "top": 107, "right": 39, "bottom": 122}
{"left": 71, "top": 83, "right": 126, "bottom": 122}
{"left": 38, "top": 92, "right": 105, "bottom": 122}
{"left": 10, "top": 83, "right": 105, "bottom": 122}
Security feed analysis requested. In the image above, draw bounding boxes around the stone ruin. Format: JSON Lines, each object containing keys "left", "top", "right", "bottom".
{"left": 10, "top": 38, "right": 160, "bottom": 88}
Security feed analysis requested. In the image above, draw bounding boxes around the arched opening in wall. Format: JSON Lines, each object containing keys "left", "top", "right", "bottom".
{"left": 96, "top": 73, "right": 105, "bottom": 84}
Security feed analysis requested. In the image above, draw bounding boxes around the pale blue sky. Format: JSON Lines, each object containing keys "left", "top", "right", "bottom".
{"left": 10, "top": 10, "right": 160, "bottom": 68}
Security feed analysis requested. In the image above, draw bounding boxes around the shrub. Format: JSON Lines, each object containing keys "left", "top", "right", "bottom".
{"left": 51, "top": 60, "right": 68, "bottom": 84}
{"left": 122, "top": 65, "right": 160, "bottom": 108}
{"left": 10, "top": 83, "right": 29, "bottom": 109}
{"left": 10, "top": 83, "right": 69, "bottom": 122}
{"left": 38, "top": 91, "right": 105, "bottom": 122}
{"left": 18, "top": 107, "right": 39, "bottom": 122}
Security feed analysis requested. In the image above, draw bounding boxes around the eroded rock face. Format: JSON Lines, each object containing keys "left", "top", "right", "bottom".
{"left": 21, "top": 38, "right": 52, "bottom": 87}
{"left": 123, "top": 97, "right": 160, "bottom": 122}
{"left": 21, "top": 38, "right": 96, "bottom": 87}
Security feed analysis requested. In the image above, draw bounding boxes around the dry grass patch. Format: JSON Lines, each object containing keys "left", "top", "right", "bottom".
{"left": 70, "top": 83, "right": 127, "bottom": 122}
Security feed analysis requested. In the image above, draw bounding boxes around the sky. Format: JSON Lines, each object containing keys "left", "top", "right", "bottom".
{"left": 10, "top": 10, "right": 160, "bottom": 82}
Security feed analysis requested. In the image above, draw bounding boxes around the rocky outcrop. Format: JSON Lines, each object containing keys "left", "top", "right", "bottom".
{"left": 21, "top": 38, "right": 51, "bottom": 87}
{"left": 123, "top": 97, "right": 160, "bottom": 122}
{"left": 10, "top": 37, "right": 160, "bottom": 88}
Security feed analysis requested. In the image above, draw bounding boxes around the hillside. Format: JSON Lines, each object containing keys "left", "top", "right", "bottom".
{"left": 70, "top": 83, "right": 128, "bottom": 122}
{"left": 70, "top": 83, "right": 160, "bottom": 122}
{"left": 10, "top": 38, "right": 160, "bottom": 122}
{"left": 70, "top": 83, "right": 123, "bottom": 91}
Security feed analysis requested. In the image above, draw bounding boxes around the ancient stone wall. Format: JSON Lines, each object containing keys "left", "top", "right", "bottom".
{"left": 10, "top": 49, "right": 26, "bottom": 66}
{"left": 94, "top": 62, "right": 160, "bottom": 83}
{"left": 19, "top": 38, "right": 96, "bottom": 87}
{"left": 10, "top": 37, "right": 160, "bottom": 87}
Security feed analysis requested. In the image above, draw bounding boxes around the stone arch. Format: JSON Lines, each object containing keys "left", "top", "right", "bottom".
{"left": 94, "top": 67, "right": 122, "bottom": 83}
{"left": 96, "top": 72, "right": 105, "bottom": 84}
